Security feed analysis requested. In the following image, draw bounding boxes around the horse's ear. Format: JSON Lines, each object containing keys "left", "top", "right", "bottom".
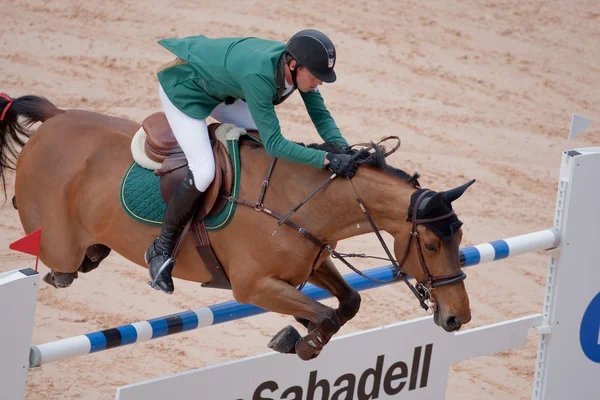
{"left": 420, "top": 192, "right": 444, "bottom": 214}
{"left": 442, "top": 179, "right": 476, "bottom": 204}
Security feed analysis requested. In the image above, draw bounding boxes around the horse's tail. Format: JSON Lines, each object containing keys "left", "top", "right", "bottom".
{"left": 0, "top": 93, "right": 64, "bottom": 196}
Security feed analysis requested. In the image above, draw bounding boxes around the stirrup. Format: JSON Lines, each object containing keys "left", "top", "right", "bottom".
{"left": 147, "top": 257, "right": 174, "bottom": 290}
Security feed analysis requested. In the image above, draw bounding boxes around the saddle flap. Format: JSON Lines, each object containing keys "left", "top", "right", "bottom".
{"left": 209, "top": 140, "right": 232, "bottom": 215}
{"left": 202, "top": 146, "right": 222, "bottom": 218}
{"left": 157, "top": 155, "right": 188, "bottom": 204}
{"left": 155, "top": 154, "right": 188, "bottom": 177}
{"left": 207, "top": 123, "right": 234, "bottom": 216}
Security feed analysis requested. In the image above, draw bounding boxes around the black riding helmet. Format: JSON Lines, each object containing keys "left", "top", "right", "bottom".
{"left": 285, "top": 29, "right": 337, "bottom": 86}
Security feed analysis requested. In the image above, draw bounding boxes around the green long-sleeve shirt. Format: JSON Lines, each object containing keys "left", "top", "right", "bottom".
{"left": 156, "top": 35, "right": 348, "bottom": 168}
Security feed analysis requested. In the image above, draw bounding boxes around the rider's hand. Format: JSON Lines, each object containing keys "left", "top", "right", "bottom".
{"left": 325, "top": 152, "right": 359, "bottom": 178}
{"left": 339, "top": 144, "right": 353, "bottom": 154}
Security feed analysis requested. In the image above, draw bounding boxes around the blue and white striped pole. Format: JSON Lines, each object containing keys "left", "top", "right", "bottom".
{"left": 29, "top": 228, "right": 558, "bottom": 368}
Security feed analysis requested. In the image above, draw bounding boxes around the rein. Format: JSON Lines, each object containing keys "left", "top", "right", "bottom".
{"left": 227, "top": 136, "right": 465, "bottom": 313}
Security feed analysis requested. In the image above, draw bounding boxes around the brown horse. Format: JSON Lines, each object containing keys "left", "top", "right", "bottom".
{"left": 0, "top": 94, "right": 474, "bottom": 360}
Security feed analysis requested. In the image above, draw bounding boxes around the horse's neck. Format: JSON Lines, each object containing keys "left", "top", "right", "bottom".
{"left": 297, "top": 166, "right": 416, "bottom": 242}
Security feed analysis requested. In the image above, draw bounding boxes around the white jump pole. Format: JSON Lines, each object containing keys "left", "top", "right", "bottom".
{"left": 28, "top": 229, "right": 558, "bottom": 368}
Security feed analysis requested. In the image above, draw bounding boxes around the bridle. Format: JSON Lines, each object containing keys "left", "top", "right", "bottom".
{"left": 337, "top": 184, "right": 466, "bottom": 313}
{"left": 227, "top": 136, "right": 466, "bottom": 313}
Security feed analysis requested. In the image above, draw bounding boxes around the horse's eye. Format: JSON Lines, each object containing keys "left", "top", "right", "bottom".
{"left": 425, "top": 243, "right": 438, "bottom": 252}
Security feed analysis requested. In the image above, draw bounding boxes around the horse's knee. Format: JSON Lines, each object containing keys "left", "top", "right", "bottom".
{"left": 338, "top": 290, "right": 361, "bottom": 324}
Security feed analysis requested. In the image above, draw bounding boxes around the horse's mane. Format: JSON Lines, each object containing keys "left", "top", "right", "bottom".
{"left": 305, "top": 141, "right": 421, "bottom": 188}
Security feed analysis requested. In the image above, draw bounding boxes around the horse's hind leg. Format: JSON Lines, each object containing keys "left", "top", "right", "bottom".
{"left": 39, "top": 242, "right": 86, "bottom": 289}
{"left": 37, "top": 222, "right": 109, "bottom": 287}
{"left": 295, "top": 258, "right": 361, "bottom": 329}
{"left": 42, "top": 271, "right": 78, "bottom": 288}
{"left": 238, "top": 276, "right": 342, "bottom": 361}
{"left": 44, "top": 244, "right": 111, "bottom": 288}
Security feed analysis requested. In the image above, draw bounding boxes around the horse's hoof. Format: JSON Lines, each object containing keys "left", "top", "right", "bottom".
{"left": 268, "top": 325, "right": 301, "bottom": 354}
{"left": 43, "top": 271, "right": 77, "bottom": 288}
{"left": 79, "top": 244, "right": 111, "bottom": 273}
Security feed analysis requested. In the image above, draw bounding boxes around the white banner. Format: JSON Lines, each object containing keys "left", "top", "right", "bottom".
{"left": 117, "top": 315, "right": 541, "bottom": 400}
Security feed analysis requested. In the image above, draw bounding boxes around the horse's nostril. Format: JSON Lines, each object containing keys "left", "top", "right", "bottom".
{"left": 446, "top": 316, "right": 461, "bottom": 331}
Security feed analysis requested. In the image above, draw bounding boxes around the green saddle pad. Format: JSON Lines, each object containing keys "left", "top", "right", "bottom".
{"left": 119, "top": 139, "right": 240, "bottom": 231}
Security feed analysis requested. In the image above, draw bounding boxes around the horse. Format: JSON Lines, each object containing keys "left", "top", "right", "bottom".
{"left": 0, "top": 93, "right": 474, "bottom": 360}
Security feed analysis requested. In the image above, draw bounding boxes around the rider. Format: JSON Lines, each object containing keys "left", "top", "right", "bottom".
{"left": 146, "top": 29, "right": 360, "bottom": 294}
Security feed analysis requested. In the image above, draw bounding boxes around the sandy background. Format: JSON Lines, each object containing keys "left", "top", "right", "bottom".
{"left": 1, "top": 0, "right": 599, "bottom": 399}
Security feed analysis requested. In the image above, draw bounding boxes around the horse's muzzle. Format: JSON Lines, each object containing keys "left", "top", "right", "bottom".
{"left": 434, "top": 312, "right": 469, "bottom": 332}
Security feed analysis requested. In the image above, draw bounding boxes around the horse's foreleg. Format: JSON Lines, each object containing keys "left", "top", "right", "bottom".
{"left": 238, "top": 276, "right": 342, "bottom": 361}
{"left": 295, "top": 258, "right": 361, "bottom": 329}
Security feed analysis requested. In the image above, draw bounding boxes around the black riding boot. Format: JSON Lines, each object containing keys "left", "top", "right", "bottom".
{"left": 146, "top": 170, "right": 204, "bottom": 294}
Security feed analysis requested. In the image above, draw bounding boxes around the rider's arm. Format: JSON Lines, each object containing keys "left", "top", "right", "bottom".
{"left": 242, "top": 75, "right": 328, "bottom": 168}
{"left": 300, "top": 88, "right": 349, "bottom": 147}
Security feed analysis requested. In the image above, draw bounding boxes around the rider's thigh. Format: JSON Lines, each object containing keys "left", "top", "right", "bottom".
{"left": 158, "top": 84, "right": 215, "bottom": 192}
{"left": 210, "top": 99, "right": 258, "bottom": 130}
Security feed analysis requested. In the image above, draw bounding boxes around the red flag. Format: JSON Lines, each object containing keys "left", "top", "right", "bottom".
{"left": 9, "top": 228, "right": 42, "bottom": 271}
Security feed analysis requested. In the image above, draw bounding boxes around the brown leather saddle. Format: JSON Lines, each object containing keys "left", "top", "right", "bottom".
{"left": 141, "top": 112, "right": 236, "bottom": 289}
{"left": 143, "top": 112, "right": 234, "bottom": 217}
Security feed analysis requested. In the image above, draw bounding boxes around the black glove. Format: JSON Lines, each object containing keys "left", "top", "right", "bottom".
{"left": 339, "top": 145, "right": 369, "bottom": 160}
{"left": 326, "top": 152, "right": 359, "bottom": 178}
{"left": 338, "top": 144, "right": 353, "bottom": 154}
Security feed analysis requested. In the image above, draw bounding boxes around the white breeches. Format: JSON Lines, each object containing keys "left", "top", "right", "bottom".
{"left": 210, "top": 99, "right": 258, "bottom": 131}
{"left": 158, "top": 84, "right": 257, "bottom": 191}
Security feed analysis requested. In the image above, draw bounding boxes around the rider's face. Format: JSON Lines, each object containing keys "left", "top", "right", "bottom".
{"left": 293, "top": 64, "right": 323, "bottom": 93}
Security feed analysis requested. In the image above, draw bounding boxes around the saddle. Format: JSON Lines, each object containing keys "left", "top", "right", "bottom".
{"left": 141, "top": 112, "right": 236, "bottom": 289}
{"left": 143, "top": 112, "right": 233, "bottom": 218}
